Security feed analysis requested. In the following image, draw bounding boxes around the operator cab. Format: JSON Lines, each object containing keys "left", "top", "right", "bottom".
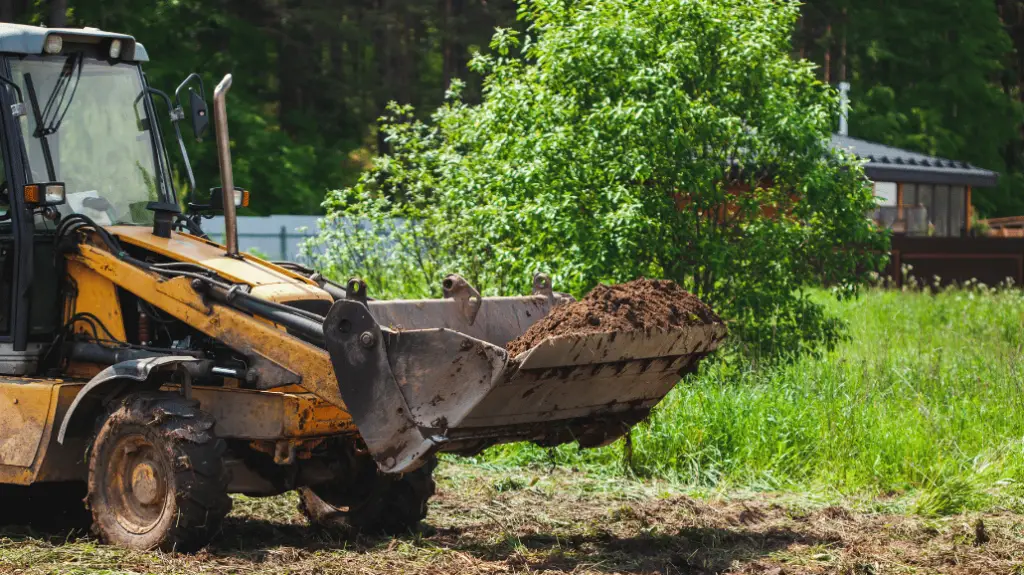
{"left": 0, "top": 24, "right": 170, "bottom": 370}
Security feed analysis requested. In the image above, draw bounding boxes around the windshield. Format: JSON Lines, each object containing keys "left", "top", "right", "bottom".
{"left": 10, "top": 55, "right": 171, "bottom": 226}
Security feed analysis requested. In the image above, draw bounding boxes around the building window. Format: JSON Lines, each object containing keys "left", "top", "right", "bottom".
{"left": 870, "top": 182, "right": 899, "bottom": 229}
{"left": 874, "top": 182, "right": 897, "bottom": 206}
{"left": 900, "top": 183, "right": 966, "bottom": 237}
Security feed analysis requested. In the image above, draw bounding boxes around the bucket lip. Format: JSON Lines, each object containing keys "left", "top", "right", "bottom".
{"left": 512, "top": 322, "right": 728, "bottom": 368}
{"left": 376, "top": 322, "right": 728, "bottom": 370}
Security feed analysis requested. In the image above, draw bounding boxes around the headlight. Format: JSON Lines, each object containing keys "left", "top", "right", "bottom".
{"left": 233, "top": 188, "right": 250, "bottom": 208}
{"left": 43, "top": 35, "right": 62, "bottom": 54}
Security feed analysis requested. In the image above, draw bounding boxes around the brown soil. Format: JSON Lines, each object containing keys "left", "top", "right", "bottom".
{"left": 5, "top": 463, "right": 1020, "bottom": 575}
{"left": 506, "top": 278, "right": 722, "bottom": 356}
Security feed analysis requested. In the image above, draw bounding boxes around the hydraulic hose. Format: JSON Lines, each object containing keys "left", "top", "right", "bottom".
{"left": 196, "top": 283, "right": 326, "bottom": 347}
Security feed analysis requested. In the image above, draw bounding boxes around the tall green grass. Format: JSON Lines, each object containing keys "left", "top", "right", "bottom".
{"left": 475, "top": 287, "right": 1024, "bottom": 508}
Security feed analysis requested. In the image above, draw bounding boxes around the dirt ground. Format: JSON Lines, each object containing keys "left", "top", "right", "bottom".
{"left": 0, "top": 462, "right": 1022, "bottom": 574}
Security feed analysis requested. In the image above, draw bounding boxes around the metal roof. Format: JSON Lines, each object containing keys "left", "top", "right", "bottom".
{"left": 831, "top": 134, "right": 998, "bottom": 188}
{"left": 0, "top": 23, "right": 148, "bottom": 61}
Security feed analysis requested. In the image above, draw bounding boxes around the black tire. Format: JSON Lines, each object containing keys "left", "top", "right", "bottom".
{"left": 298, "top": 456, "right": 437, "bottom": 535}
{"left": 87, "top": 392, "right": 232, "bottom": 552}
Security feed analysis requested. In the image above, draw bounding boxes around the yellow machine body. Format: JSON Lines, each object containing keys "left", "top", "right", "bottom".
{"left": 0, "top": 228, "right": 354, "bottom": 486}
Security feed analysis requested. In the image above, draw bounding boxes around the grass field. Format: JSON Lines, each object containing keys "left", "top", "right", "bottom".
{"left": 3, "top": 286, "right": 1024, "bottom": 573}
{"left": 480, "top": 286, "right": 1024, "bottom": 515}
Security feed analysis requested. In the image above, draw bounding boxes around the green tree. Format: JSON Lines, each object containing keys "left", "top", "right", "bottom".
{"left": 310, "top": 0, "right": 888, "bottom": 356}
{"left": 846, "top": 0, "right": 1023, "bottom": 216}
{"left": 794, "top": 0, "right": 1024, "bottom": 217}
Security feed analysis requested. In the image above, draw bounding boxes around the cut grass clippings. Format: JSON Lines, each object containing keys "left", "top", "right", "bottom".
{"left": 1, "top": 463, "right": 1022, "bottom": 574}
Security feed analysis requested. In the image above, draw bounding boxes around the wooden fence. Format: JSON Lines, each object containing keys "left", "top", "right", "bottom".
{"left": 887, "top": 236, "right": 1024, "bottom": 287}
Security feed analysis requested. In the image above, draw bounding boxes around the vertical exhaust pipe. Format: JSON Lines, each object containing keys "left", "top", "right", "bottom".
{"left": 213, "top": 74, "right": 238, "bottom": 256}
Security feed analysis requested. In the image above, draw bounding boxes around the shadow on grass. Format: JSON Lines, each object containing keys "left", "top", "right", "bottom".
{"left": 0, "top": 499, "right": 831, "bottom": 573}
{"left": 206, "top": 515, "right": 830, "bottom": 573}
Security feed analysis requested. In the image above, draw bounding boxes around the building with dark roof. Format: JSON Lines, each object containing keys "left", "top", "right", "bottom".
{"left": 829, "top": 135, "right": 1024, "bottom": 287}
{"left": 831, "top": 134, "right": 999, "bottom": 239}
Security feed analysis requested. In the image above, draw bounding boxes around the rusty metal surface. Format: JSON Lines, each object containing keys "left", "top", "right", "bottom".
{"left": 459, "top": 355, "right": 696, "bottom": 428}
{"left": 367, "top": 294, "right": 567, "bottom": 348}
{"left": 459, "top": 325, "right": 725, "bottom": 428}
{"left": 189, "top": 387, "right": 355, "bottom": 439}
{"left": 333, "top": 293, "right": 725, "bottom": 473}
{"left": 441, "top": 274, "right": 482, "bottom": 325}
{"left": 531, "top": 273, "right": 554, "bottom": 297}
{"left": 213, "top": 74, "right": 238, "bottom": 256}
{"left": 383, "top": 328, "right": 507, "bottom": 431}
{"left": 515, "top": 324, "right": 727, "bottom": 368}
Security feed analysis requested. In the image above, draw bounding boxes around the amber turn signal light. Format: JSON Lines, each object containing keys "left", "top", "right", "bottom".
{"left": 23, "top": 182, "right": 66, "bottom": 206}
{"left": 22, "top": 184, "right": 38, "bottom": 204}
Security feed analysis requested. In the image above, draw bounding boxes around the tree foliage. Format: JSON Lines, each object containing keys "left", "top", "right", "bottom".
{"left": 309, "top": 0, "right": 888, "bottom": 356}
{"left": 0, "top": 0, "right": 520, "bottom": 215}
{"left": 796, "top": 0, "right": 1024, "bottom": 216}
{"left": 5, "top": 0, "right": 1024, "bottom": 218}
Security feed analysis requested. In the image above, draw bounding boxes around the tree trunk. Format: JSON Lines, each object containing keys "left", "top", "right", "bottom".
{"left": 0, "top": 0, "right": 14, "bottom": 22}
{"left": 48, "top": 0, "right": 67, "bottom": 27}
{"left": 442, "top": 0, "right": 453, "bottom": 89}
{"left": 373, "top": 0, "right": 391, "bottom": 153}
{"left": 277, "top": 1, "right": 307, "bottom": 137}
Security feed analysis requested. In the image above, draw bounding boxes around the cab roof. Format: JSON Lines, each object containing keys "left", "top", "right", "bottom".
{"left": 0, "top": 23, "right": 148, "bottom": 62}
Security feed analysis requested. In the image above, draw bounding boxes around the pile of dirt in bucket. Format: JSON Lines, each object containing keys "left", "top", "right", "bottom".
{"left": 505, "top": 278, "right": 722, "bottom": 356}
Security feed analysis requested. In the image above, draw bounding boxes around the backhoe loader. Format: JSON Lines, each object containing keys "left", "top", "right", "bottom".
{"left": 0, "top": 23, "right": 726, "bottom": 551}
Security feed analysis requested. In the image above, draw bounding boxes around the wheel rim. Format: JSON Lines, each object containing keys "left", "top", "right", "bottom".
{"left": 102, "top": 433, "right": 170, "bottom": 534}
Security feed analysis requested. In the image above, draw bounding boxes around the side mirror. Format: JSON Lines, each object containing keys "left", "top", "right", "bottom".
{"left": 188, "top": 89, "right": 208, "bottom": 139}
{"left": 23, "top": 182, "right": 65, "bottom": 207}
{"left": 175, "top": 73, "right": 208, "bottom": 141}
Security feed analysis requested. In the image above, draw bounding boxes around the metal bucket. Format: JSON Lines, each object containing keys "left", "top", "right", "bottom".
{"left": 323, "top": 280, "right": 726, "bottom": 474}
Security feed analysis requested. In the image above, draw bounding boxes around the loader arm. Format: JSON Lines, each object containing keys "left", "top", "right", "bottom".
{"left": 70, "top": 242, "right": 348, "bottom": 410}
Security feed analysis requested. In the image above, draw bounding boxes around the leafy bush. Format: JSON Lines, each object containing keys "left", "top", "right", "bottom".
{"left": 308, "top": 0, "right": 888, "bottom": 355}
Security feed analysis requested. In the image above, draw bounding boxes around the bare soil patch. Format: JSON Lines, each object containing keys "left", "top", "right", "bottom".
{"left": 0, "top": 462, "right": 1021, "bottom": 574}
{"left": 507, "top": 278, "right": 722, "bottom": 356}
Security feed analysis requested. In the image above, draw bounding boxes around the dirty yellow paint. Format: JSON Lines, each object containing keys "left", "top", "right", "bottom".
{"left": 109, "top": 226, "right": 332, "bottom": 305}
{"left": 66, "top": 259, "right": 127, "bottom": 341}
{"left": 71, "top": 244, "right": 351, "bottom": 419}
{"left": 190, "top": 387, "right": 355, "bottom": 439}
{"left": 0, "top": 382, "right": 53, "bottom": 467}
{"left": 34, "top": 383, "right": 88, "bottom": 482}
{"left": 0, "top": 379, "right": 85, "bottom": 485}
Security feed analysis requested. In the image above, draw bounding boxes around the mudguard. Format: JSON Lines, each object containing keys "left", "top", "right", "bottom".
{"left": 57, "top": 356, "right": 202, "bottom": 444}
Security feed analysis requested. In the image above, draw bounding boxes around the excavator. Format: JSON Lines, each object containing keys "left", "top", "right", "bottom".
{"left": 0, "top": 23, "right": 726, "bottom": 551}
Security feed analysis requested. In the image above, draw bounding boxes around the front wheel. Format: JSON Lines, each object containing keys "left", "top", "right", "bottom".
{"left": 299, "top": 456, "right": 437, "bottom": 534}
{"left": 88, "top": 392, "right": 232, "bottom": 552}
